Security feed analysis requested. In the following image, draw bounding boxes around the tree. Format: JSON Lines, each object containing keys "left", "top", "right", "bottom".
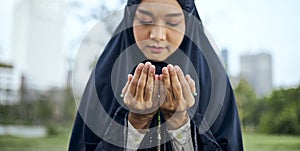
{"left": 234, "top": 79, "right": 264, "bottom": 130}
{"left": 258, "top": 85, "right": 300, "bottom": 135}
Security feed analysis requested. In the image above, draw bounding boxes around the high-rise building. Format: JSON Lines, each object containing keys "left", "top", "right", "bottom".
{"left": 240, "top": 52, "right": 273, "bottom": 97}
{"left": 0, "top": 62, "right": 18, "bottom": 104}
{"left": 221, "top": 49, "right": 228, "bottom": 72}
{"left": 11, "top": 0, "right": 68, "bottom": 94}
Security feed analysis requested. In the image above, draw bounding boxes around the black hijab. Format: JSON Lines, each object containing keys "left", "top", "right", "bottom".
{"left": 69, "top": 0, "right": 243, "bottom": 150}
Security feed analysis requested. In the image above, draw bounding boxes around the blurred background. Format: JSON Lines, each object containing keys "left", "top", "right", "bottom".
{"left": 0, "top": 0, "right": 300, "bottom": 150}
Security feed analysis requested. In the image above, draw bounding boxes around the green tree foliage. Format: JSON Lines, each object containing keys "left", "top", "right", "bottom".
{"left": 258, "top": 86, "right": 300, "bottom": 135}
{"left": 234, "top": 79, "right": 265, "bottom": 130}
{"left": 235, "top": 79, "right": 300, "bottom": 135}
{"left": 62, "top": 87, "right": 77, "bottom": 124}
{"left": 0, "top": 87, "right": 76, "bottom": 127}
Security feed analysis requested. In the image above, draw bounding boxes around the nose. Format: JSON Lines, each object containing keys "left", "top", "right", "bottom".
{"left": 150, "top": 25, "right": 166, "bottom": 42}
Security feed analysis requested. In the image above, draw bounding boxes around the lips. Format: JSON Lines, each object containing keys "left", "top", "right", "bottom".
{"left": 147, "top": 45, "right": 166, "bottom": 53}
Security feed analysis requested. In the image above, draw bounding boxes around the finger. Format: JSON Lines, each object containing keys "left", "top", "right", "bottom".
{"left": 168, "top": 64, "right": 183, "bottom": 100}
{"left": 184, "top": 74, "right": 196, "bottom": 107}
{"left": 144, "top": 65, "right": 155, "bottom": 103}
{"left": 152, "top": 74, "right": 159, "bottom": 108}
{"left": 121, "top": 74, "right": 133, "bottom": 96}
{"left": 123, "top": 74, "right": 133, "bottom": 106}
{"left": 159, "top": 74, "right": 166, "bottom": 106}
{"left": 175, "top": 66, "right": 192, "bottom": 98}
{"left": 135, "top": 62, "right": 151, "bottom": 101}
{"left": 129, "top": 63, "right": 144, "bottom": 96}
{"left": 162, "top": 67, "right": 172, "bottom": 98}
{"left": 186, "top": 74, "right": 196, "bottom": 95}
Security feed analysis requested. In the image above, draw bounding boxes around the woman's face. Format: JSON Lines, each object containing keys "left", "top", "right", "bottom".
{"left": 133, "top": 0, "right": 185, "bottom": 62}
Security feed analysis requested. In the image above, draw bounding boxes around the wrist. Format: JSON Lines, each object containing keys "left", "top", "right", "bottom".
{"left": 164, "top": 111, "right": 189, "bottom": 130}
{"left": 128, "top": 112, "right": 153, "bottom": 130}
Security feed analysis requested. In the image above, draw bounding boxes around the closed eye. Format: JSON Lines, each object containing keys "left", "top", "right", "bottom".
{"left": 136, "top": 16, "right": 153, "bottom": 25}
{"left": 166, "top": 22, "right": 180, "bottom": 27}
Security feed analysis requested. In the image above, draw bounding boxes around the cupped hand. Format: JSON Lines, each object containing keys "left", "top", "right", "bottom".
{"left": 122, "top": 62, "right": 160, "bottom": 130}
{"left": 159, "top": 65, "right": 196, "bottom": 129}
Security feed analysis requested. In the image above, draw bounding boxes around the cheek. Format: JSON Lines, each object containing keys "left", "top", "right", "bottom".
{"left": 168, "top": 30, "right": 184, "bottom": 48}
{"left": 133, "top": 25, "right": 149, "bottom": 43}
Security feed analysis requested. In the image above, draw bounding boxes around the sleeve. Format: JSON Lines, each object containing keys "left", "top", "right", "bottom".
{"left": 126, "top": 117, "right": 195, "bottom": 151}
{"left": 126, "top": 121, "right": 147, "bottom": 150}
{"left": 126, "top": 118, "right": 194, "bottom": 151}
{"left": 167, "top": 119, "right": 194, "bottom": 151}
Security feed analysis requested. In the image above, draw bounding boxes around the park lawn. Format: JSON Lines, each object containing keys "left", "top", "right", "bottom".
{"left": 0, "top": 132, "right": 300, "bottom": 151}
{"left": 244, "top": 132, "right": 300, "bottom": 151}
{"left": 0, "top": 134, "right": 70, "bottom": 151}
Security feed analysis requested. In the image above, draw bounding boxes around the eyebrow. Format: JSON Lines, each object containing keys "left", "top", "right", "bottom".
{"left": 166, "top": 13, "right": 183, "bottom": 17}
{"left": 137, "top": 9, "right": 183, "bottom": 18}
{"left": 137, "top": 9, "right": 154, "bottom": 17}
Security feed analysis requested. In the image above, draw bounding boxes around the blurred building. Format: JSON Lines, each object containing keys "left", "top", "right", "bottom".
{"left": 221, "top": 49, "right": 228, "bottom": 72}
{"left": 11, "top": 0, "right": 68, "bottom": 97}
{"left": 240, "top": 52, "right": 273, "bottom": 97}
{"left": 221, "top": 48, "right": 239, "bottom": 88}
{"left": 0, "top": 62, "right": 18, "bottom": 104}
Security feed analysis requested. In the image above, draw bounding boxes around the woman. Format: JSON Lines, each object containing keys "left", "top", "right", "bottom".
{"left": 69, "top": 0, "right": 243, "bottom": 150}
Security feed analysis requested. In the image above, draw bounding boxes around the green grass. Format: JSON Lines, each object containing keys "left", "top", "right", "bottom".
{"left": 0, "top": 134, "right": 70, "bottom": 151}
{"left": 244, "top": 132, "right": 300, "bottom": 151}
{"left": 0, "top": 132, "right": 300, "bottom": 151}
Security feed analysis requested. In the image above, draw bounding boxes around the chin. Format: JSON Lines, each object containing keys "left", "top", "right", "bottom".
{"left": 145, "top": 55, "right": 166, "bottom": 62}
{"left": 147, "top": 57, "right": 164, "bottom": 62}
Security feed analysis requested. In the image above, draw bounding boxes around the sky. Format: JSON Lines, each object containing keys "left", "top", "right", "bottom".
{"left": 0, "top": 0, "right": 14, "bottom": 61}
{"left": 196, "top": 0, "right": 300, "bottom": 88}
{"left": 0, "top": 0, "right": 300, "bottom": 88}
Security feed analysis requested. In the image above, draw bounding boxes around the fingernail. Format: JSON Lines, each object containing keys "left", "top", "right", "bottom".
{"left": 138, "top": 63, "right": 144, "bottom": 70}
{"left": 150, "top": 65, "right": 155, "bottom": 73}
{"left": 145, "top": 62, "right": 151, "bottom": 66}
{"left": 175, "top": 65, "right": 180, "bottom": 72}
{"left": 163, "top": 67, "right": 168, "bottom": 74}
{"left": 168, "top": 65, "right": 173, "bottom": 71}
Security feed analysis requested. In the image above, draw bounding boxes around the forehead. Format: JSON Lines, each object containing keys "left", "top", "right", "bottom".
{"left": 137, "top": 0, "right": 183, "bottom": 15}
